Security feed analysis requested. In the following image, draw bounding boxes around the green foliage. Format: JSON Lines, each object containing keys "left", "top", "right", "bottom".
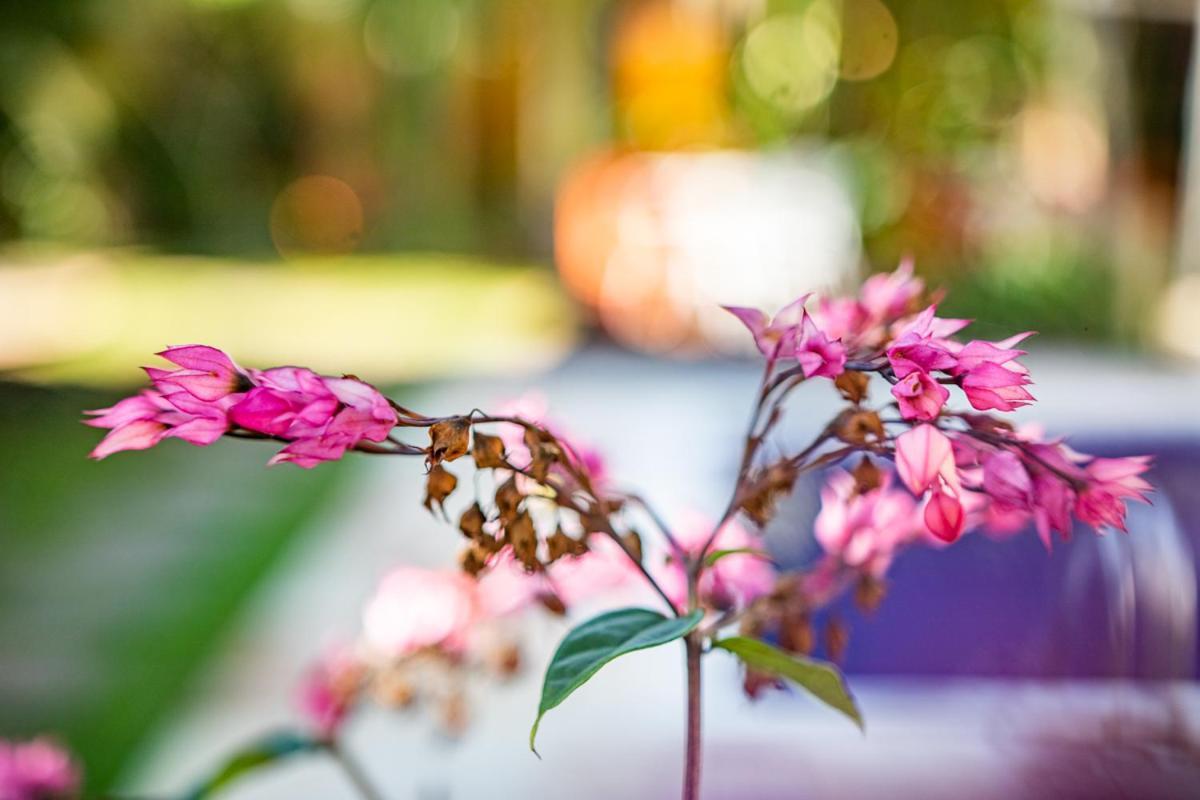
{"left": 530, "top": 607, "right": 704, "bottom": 754}
{"left": 713, "top": 636, "right": 863, "bottom": 729}
{"left": 180, "top": 730, "right": 323, "bottom": 800}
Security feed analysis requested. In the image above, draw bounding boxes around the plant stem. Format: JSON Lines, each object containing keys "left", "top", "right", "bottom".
{"left": 683, "top": 632, "right": 703, "bottom": 800}
{"left": 327, "top": 741, "right": 386, "bottom": 800}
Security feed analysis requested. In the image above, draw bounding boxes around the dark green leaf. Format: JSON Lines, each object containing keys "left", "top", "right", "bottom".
{"left": 713, "top": 636, "right": 863, "bottom": 730}
{"left": 530, "top": 607, "right": 703, "bottom": 754}
{"left": 704, "top": 547, "right": 774, "bottom": 567}
{"left": 180, "top": 730, "right": 323, "bottom": 799}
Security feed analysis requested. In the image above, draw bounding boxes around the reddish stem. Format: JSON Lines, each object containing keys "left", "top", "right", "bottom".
{"left": 683, "top": 632, "right": 703, "bottom": 800}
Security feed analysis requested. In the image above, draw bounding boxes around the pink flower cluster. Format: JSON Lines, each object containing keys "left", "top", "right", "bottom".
{"left": 0, "top": 739, "right": 79, "bottom": 800}
{"left": 723, "top": 297, "right": 846, "bottom": 377}
{"left": 660, "top": 513, "right": 777, "bottom": 612}
{"left": 85, "top": 346, "right": 397, "bottom": 467}
{"left": 729, "top": 261, "right": 1153, "bottom": 562}
{"left": 814, "top": 468, "right": 921, "bottom": 574}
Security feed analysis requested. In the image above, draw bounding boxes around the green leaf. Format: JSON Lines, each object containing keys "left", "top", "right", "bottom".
{"left": 713, "top": 636, "right": 864, "bottom": 730}
{"left": 704, "top": 547, "right": 774, "bottom": 567}
{"left": 530, "top": 607, "right": 704, "bottom": 754}
{"left": 180, "top": 730, "right": 324, "bottom": 799}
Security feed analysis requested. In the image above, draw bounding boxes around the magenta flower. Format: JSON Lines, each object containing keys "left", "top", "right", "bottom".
{"left": 145, "top": 345, "right": 247, "bottom": 402}
{"left": 891, "top": 370, "right": 949, "bottom": 421}
{"left": 859, "top": 257, "right": 924, "bottom": 322}
{"left": 84, "top": 388, "right": 234, "bottom": 459}
{"left": 297, "top": 645, "right": 362, "bottom": 739}
{"left": 814, "top": 470, "right": 919, "bottom": 575}
{"left": 794, "top": 315, "right": 847, "bottom": 379}
{"left": 960, "top": 361, "right": 1035, "bottom": 412}
{"left": 0, "top": 738, "right": 80, "bottom": 800}
{"left": 229, "top": 368, "right": 398, "bottom": 468}
{"left": 722, "top": 296, "right": 810, "bottom": 360}
{"left": 1073, "top": 456, "right": 1153, "bottom": 533}
{"left": 980, "top": 451, "right": 1033, "bottom": 508}
{"left": 894, "top": 425, "right": 955, "bottom": 495}
{"left": 362, "top": 567, "right": 479, "bottom": 658}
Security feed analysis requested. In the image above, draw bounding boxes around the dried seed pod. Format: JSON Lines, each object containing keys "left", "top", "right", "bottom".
{"left": 835, "top": 370, "right": 871, "bottom": 404}
{"left": 438, "top": 691, "right": 469, "bottom": 738}
{"left": 458, "top": 503, "right": 487, "bottom": 541}
{"left": 850, "top": 455, "right": 882, "bottom": 494}
{"left": 545, "top": 527, "right": 576, "bottom": 562}
{"left": 428, "top": 417, "right": 471, "bottom": 465}
{"left": 523, "top": 427, "right": 561, "bottom": 482}
{"left": 494, "top": 476, "right": 523, "bottom": 523}
{"left": 537, "top": 592, "right": 568, "bottom": 616}
{"left": 622, "top": 530, "right": 644, "bottom": 563}
{"left": 835, "top": 409, "right": 885, "bottom": 445}
{"left": 854, "top": 574, "right": 887, "bottom": 613}
{"left": 505, "top": 511, "right": 539, "bottom": 569}
{"left": 739, "top": 460, "right": 798, "bottom": 528}
{"left": 487, "top": 642, "right": 522, "bottom": 677}
{"left": 423, "top": 465, "right": 458, "bottom": 517}
{"left": 823, "top": 616, "right": 849, "bottom": 663}
{"left": 779, "top": 611, "right": 815, "bottom": 655}
{"left": 459, "top": 543, "right": 490, "bottom": 577}
{"left": 471, "top": 432, "right": 507, "bottom": 469}
{"left": 371, "top": 669, "right": 416, "bottom": 709}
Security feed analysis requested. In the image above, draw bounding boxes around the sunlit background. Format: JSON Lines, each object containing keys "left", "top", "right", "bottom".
{"left": 2, "top": 0, "right": 1200, "bottom": 796}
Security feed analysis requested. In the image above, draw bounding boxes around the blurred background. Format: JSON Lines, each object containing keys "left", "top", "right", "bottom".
{"left": 2, "top": 0, "right": 1200, "bottom": 797}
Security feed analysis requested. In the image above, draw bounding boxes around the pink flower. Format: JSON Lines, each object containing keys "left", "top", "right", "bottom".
{"left": 814, "top": 470, "right": 919, "bottom": 575}
{"left": 947, "top": 333, "right": 1034, "bottom": 376}
{"left": 893, "top": 425, "right": 970, "bottom": 542}
{"left": 1032, "top": 471, "right": 1076, "bottom": 547}
{"left": 145, "top": 345, "right": 246, "bottom": 402}
{"left": 230, "top": 368, "right": 397, "bottom": 468}
{"left": 794, "top": 315, "right": 846, "bottom": 379}
{"left": 722, "top": 295, "right": 810, "bottom": 360}
{"left": 891, "top": 370, "right": 949, "bottom": 421}
{"left": 362, "top": 568, "right": 478, "bottom": 658}
{"left": 84, "top": 388, "right": 234, "bottom": 459}
{"left": 981, "top": 451, "right": 1033, "bottom": 508}
{"left": 960, "top": 361, "right": 1034, "bottom": 412}
{"left": 809, "top": 296, "right": 867, "bottom": 344}
{"left": 886, "top": 307, "right": 963, "bottom": 378}
{"left": 0, "top": 738, "right": 80, "bottom": 800}
{"left": 1073, "top": 455, "right": 1153, "bottom": 533}
{"left": 660, "top": 513, "right": 776, "bottom": 612}
{"left": 859, "top": 257, "right": 924, "bottom": 322}
{"left": 297, "top": 645, "right": 362, "bottom": 739}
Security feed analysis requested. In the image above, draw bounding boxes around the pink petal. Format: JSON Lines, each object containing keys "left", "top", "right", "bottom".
{"left": 89, "top": 419, "right": 167, "bottom": 459}
{"left": 924, "top": 489, "right": 965, "bottom": 542}
{"left": 894, "top": 425, "right": 953, "bottom": 495}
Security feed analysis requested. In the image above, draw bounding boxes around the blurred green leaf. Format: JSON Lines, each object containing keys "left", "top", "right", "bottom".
{"left": 180, "top": 730, "right": 323, "bottom": 800}
{"left": 704, "top": 547, "right": 773, "bottom": 567}
{"left": 530, "top": 607, "right": 703, "bottom": 754}
{"left": 713, "top": 636, "right": 863, "bottom": 730}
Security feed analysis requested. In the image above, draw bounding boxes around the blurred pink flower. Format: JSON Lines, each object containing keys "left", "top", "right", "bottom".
{"left": 891, "top": 369, "right": 949, "bottom": 421}
{"left": 660, "top": 513, "right": 776, "bottom": 612}
{"left": 981, "top": 451, "right": 1033, "bottom": 508}
{"left": 477, "top": 534, "right": 639, "bottom": 615}
{"left": 362, "top": 568, "right": 478, "bottom": 658}
{"left": 814, "top": 469, "right": 919, "bottom": 575}
{"left": 1073, "top": 456, "right": 1152, "bottom": 533}
{"left": 0, "top": 738, "right": 80, "bottom": 800}
{"left": 859, "top": 257, "right": 923, "bottom": 322}
{"left": 297, "top": 645, "right": 362, "bottom": 739}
